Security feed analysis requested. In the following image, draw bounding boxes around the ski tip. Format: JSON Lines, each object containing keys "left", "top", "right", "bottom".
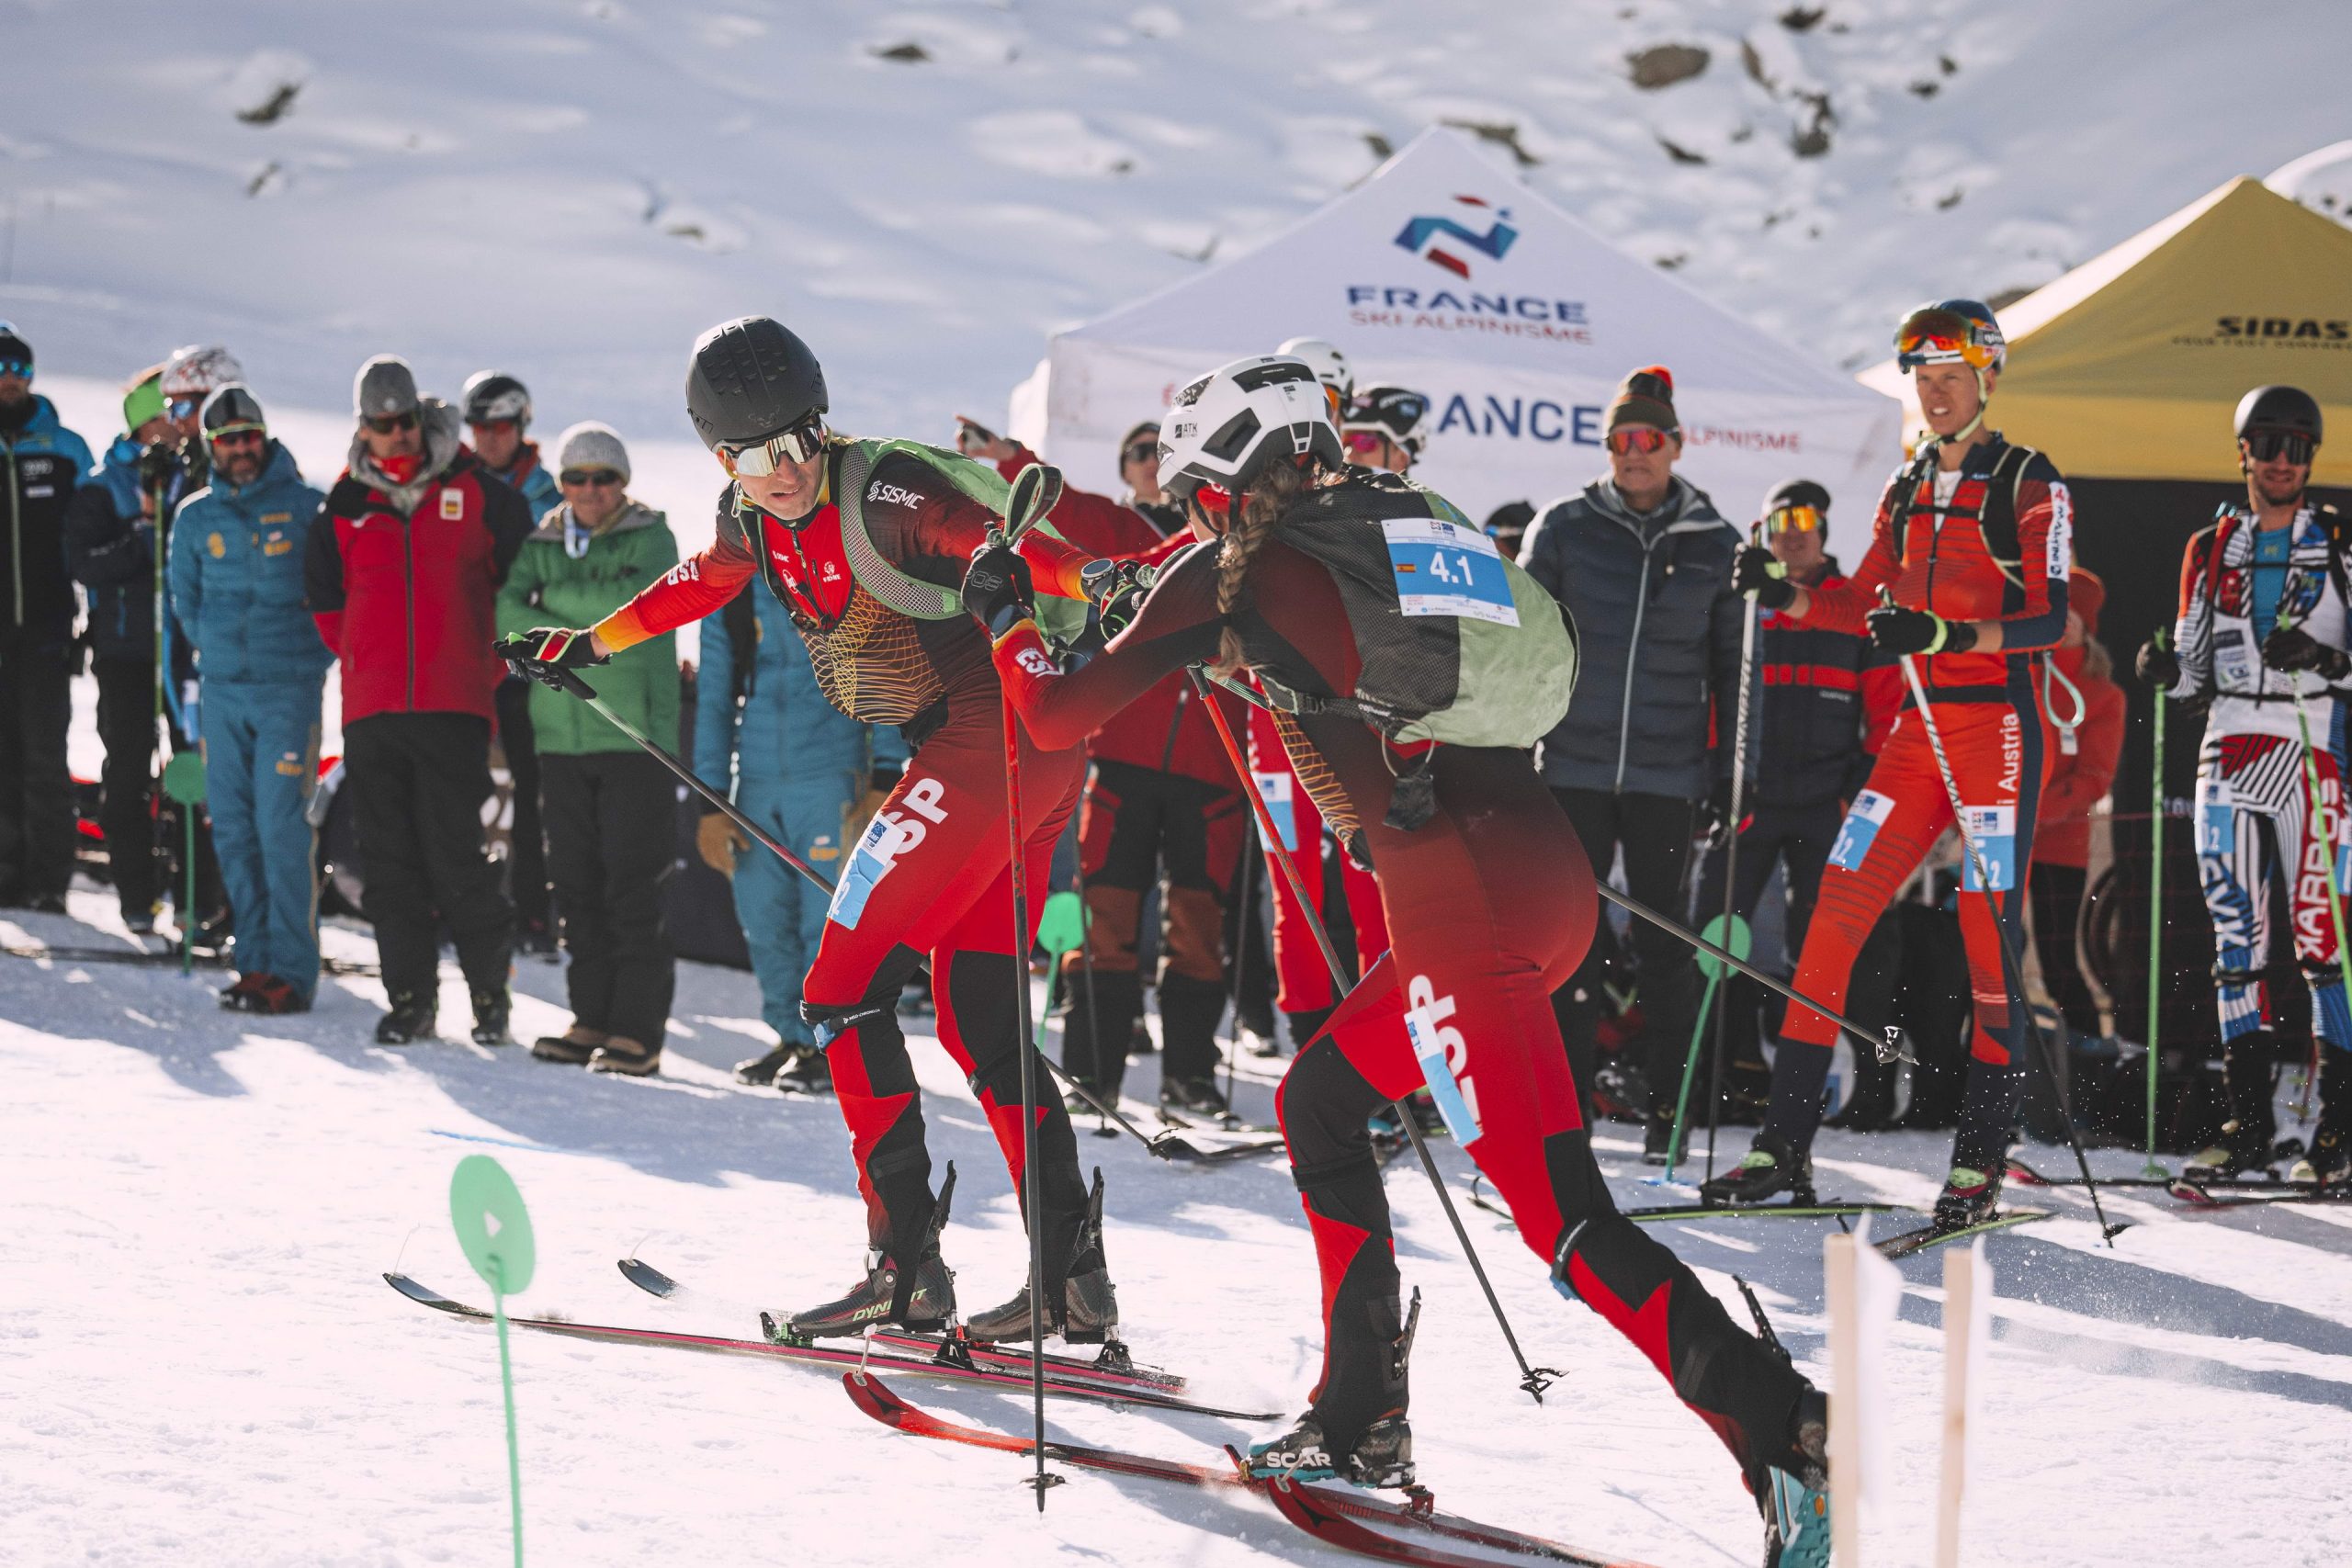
{"left": 616, "top": 1257, "right": 680, "bottom": 1297}
{"left": 383, "top": 1272, "right": 464, "bottom": 1311}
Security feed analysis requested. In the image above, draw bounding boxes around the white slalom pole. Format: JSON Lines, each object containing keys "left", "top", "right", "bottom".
{"left": 1875, "top": 589, "right": 2121, "bottom": 1241}
{"left": 1935, "top": 1239, "right": 1993, "bottom": 1568}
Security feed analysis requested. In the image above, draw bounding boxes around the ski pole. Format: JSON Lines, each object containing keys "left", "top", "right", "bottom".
{"left": 2144, "top": 630, "right": 2168, "bottom": 1178}
{"left": 1191, "top": 671, "right": 1560, "bottom": 1402}
{"left": 1878, "top": 588, "right": 2124, "bottom": 1243}
{"left": 1703, "top": 534, "right": 1763, "bottom": 1181}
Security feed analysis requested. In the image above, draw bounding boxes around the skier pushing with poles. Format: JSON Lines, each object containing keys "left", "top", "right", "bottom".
{"left": 2137, "top": 384, "right": 2352, "bottom": 1184}
{"left": 1708, "top": 299, "right": 2092, "bottom": 1236}
{"left": 957, "top": 355, "right": 1832, "bottom": 1566}
{"left": 498, "top": 316, "right": 1131, "bottom": 1351}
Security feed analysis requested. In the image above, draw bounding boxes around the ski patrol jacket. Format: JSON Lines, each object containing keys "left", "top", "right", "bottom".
{"left": 987, "top": 443, "right": 1242, "bottom": 786}
{"left": 304, "top": 401, "right": 534, "bottom": 723}
{"left": 1793, "top": 434, "right": 2071, "bottom": 706}
{"left": 0, "top": 393, "right": 96, "bottom": 644}
{"left": 166, "top": 441, "right": 334, "bottom": 688}
{"left": 595, "top": 438, "right": 1091, "bottom": 750}
{"left": 494, "top": 499, "right": 679, "bottom": 754}
{"left": 695, "top": 563, "right": 880, "bottom": 801}
{"left": 1721, "top": 558, "right": 1904, "bottom": 810}
{"left": 1517, "top": 474, "right": 1741, "bottom": 799}
{"left": 2163, "top": 501, "right": 2352, "bottom": 746}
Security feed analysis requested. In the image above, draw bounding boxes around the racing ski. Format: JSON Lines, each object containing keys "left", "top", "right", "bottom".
{"left": 1874, "top": 1210, "right": 2053, "bottom": 1259}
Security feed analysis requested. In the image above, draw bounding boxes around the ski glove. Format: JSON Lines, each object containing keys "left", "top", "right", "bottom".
{"left": 2262, "top": 626, "right": 2352, "bottom": 681}
{"left": 1731, "top": 543, "right": 1795, "bottom": 609}
{"left": 961, "top": 539, "right": 1035, "bottom": 639}
{"left": 1080, "top": 557, "right": 1157, "bottom": 640}
{"left": 696, "top": 808, "right": 750, "bottom": 877}
{"left": 496, "top": 626, "right": 608, "bottom": 690}
{"left": 2135, "top": 637, "right": 2181, "bottom": 688}
{"left": 1867, "top": 604, "right": 1976, "bottom": 657}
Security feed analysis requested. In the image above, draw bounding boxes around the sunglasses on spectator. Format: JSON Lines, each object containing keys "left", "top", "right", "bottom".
{"left": 2245, "top": 430, "right": 2316, "bottom": 466}
{"left": 0, "top": 359, "right": 29, "bottom": 379}
{"left": 364, "top": 411, "right": 419, "bottom": 434}
{"left": 561, "top": 468, "right": 624, "bottom": 488}
{"left": 169, "top": 397, "right": 204, "bottom": 422}
{"left": 1765, "top": 504, "right": 1824, "bottom": 535}
{"left": 1121, "top": 439, "right": 1159, "bottom": 467}
{"left": 1606, "top": 426, "right": 1674, "bottom": 455}
{"left": 718, "top": 415, "right": 827, "bottom": 478}
{"left": 208, "top": 426, "right": 266, "bottom": 449}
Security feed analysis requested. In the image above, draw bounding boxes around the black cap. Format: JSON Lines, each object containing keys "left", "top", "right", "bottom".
{"left": 686, "top": 316, "right": 828, "bottom": 451}
{"left": 1765, "top": 479, "right": 1830, "bottom": 515}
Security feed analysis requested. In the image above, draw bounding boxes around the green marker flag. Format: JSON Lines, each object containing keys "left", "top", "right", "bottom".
{"left": 161, "top": 752, "right": 207, "bottom": 977}
{"left": 450, "top": 1155, "right": 534, "bottom": 1567}
{"left": 1032, "top": 890, "right": 1086, "bottom": 1052}
{"left": 1661, "top": 913, "right": 1751, "bottom": 1184}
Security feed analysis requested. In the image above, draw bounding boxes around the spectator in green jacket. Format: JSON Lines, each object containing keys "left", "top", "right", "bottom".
{"left": 495, "top": 423, "right": 681, "bottom": 1076}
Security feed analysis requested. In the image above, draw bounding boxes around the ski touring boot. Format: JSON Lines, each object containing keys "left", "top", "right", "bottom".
{"left": 2290, "top": 1123, "right": 2349, "bottom": 1186}
{"left": 2181, "top": 1117, "right": 2277, "bottom": 1181}
{"left": 1701, "top": 1133, "right": 1817, "bottom": 1207}
{"left": 1248, "top": 1291, "right": 1419, "bottom": 1489}
{"left": 966, "top": 1170, "right": 1120, "bottom": 1347}
{"left": 1931, "top": 1165, "right": 2004, "bottom": 1233}
{"left": 1760, "top": 1389, "right": 1832, "bottom": 1568}
{"left": 731, "top": 1041, "right": 794, "bottom": 1086}
{"left": 766, "top": 1168, "right": 959, "bottom": 1342}
{"left": 1641, "top": 1108, "right": 1683, "bottom": 1166}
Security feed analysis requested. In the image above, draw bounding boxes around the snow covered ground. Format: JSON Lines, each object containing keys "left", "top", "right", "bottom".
{"left": 8, "top": 889, "right": 2352, "bottom": 1567}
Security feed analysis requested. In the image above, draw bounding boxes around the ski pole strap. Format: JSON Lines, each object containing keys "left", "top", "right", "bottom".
{"left": 2041, "top": 652, "right": 2086, "bottom": 757}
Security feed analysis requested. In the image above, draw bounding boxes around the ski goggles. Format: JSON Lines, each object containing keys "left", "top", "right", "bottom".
{"left": 207, "top": 425, "right": 266, "bottom": 448}
{"left": 0, "top": 359, "right": 29, "bottom": 380}
{"left": 1894, "top": 306, "right": 2001, "bottom": 371}
{"left": 1342, "top": 429, "right": 1391, "bottom": 456}
{"left": 560, "top": 468, "right": 624, "bottom": 488}
{"left": 1605, "top": 426, "right": 1675, "bottom": 456}
{"left": 169, "top": 397, "right": 206, "bottom": 422}
{"left": 2245, "top": 429, "right": 2317, "bottom": 466}
{"left": 1765, "top": 503, "right": 1825, "bottom": 535}
{"left": 717, "top": 415, "right": 827, "bottom": 478}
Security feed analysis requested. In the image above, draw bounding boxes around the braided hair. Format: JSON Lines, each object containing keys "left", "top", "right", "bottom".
{"left": 1210, "top": 457, "right": 1317, "bottom": 676}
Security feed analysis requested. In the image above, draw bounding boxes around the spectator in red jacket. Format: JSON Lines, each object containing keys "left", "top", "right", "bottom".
{"left": 304, "top": 355, "right": 533, "bottom": 1045}
{"left": 959, "top": 416, "right": 1251, "bottom": 1114}
{"left": 2030, "top": 568, "right": 2124, "bottom": 1036}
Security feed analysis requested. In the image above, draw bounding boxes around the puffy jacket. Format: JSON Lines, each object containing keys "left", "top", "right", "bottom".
{"left": 1517, "top": 474, "right": 1741, "bottom": 798}
{"left": 303, "top": 401, "right": 533, "bottom": 723}
{"left": 695, "top": 579, "right": 877, "bottom": 796}
{"left": 1721, "top": 558, "right": 1904, "bottom": 810}
{"left": 166, "top": 441, "right": 334, "bottom": 687}
{"left": 495, "top": 499, "right": 680, "bottom": 754}
{"left": 485, "top": 442, "right": 560, "bottom": 523}
{"left": 0, "top": 393, "right": 96, "bottom": 643}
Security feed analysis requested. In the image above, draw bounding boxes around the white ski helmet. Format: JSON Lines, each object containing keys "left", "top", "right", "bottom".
{"left": 1157, "top": 355, "right": 1341, "bottom": 505}
{"left": 1275, "top": 336, "right": 1352, "bottom": 410}
{"left": 160, "top": 344, "right": 246, "bottom": 400}
{"left": 461, "top": 369, "right": 532, "bottom": 428}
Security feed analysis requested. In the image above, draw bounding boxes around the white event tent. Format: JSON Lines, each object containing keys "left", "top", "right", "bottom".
{"left": 1008, "top": 128, "right": 1904, "bottom": 525}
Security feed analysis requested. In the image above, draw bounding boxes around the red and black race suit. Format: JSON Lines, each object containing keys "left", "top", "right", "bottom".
{"left": 594, "top": 446, "right": 1100, "bottom": 1278}
{"left": 991, "top": 502, "right": 1812, "bottom": 1484}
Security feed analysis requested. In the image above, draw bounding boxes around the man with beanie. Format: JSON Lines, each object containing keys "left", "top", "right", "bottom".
{"left": 168, "top": 387, "right": 334, "bottom": 1012}
{"left": 497, "top": 423, "right": 682, "bottom": 1075}
{"left": 462, "top": 369, "right": 562, "bottom": 958}
{"left": 1516, "top": 364, "right": 1743, "bottom": 1160}
{"left": 306, "top": 354, "right": 532, "bottom": 1043}
{"left": 1690, "top": 480, "right": 1905, "bottom": 1122}
{"left": 0, "top": 321, "right": 95, "bottom": 911}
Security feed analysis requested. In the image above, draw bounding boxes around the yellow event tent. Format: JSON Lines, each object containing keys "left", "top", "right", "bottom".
{"left": 1859, "top": 175, "right": 2352, "bottom": 485}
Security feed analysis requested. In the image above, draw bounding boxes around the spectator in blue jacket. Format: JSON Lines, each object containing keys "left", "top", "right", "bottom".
{"left": 1517, "top": 365, "right": 1743, "bottom": 1160}
{"left": 0, "top": 321, "right": 96, "bottom": 911}
{"left": 168, "top": 387, "right": 334, "bottom": 1012}
{"left": 695, "top": 547, "right": 904, "bottom": 1092}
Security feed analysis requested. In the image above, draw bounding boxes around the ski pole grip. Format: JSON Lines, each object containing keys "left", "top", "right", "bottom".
{"left": 555, "top": 667, "right": 600, "bottom": 701}
{"left": 1877, "top": 584, "right": 1896, "bottom": 610}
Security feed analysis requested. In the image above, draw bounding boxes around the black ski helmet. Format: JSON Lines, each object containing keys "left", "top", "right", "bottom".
{"left": 2233, "top": 383, "right": 2323, "bottom": 447}
{"left": 461, "top": 370, "right": 532, "bottom": 428}
{"left": 686, "top": 316, "right": 828, "bottom": 452}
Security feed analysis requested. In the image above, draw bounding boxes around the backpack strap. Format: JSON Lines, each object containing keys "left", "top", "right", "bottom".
{"left": 1883, "top": 448, "right": 1938, "bottom": 568}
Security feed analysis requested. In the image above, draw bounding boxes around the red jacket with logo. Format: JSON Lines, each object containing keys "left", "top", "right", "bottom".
{"left": 305, "top": 446, "right": 534, "bottom": 723}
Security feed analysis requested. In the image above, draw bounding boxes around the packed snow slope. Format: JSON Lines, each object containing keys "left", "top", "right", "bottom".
{"left": 6, "top": 0, "right": 2347, "bottom": 464}
{"left": 8, "top": 894, "right": 2352, "bottom": 1567}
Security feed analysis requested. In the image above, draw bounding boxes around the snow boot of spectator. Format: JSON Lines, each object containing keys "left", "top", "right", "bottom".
{"left": 1160, "top": 1075, "right": 1229, "bottom": 1118}
{"left": 1641, "top": 1109, "right": 1684, "bottom": 1166}
{"left": 773, "top": 1046, "right": 832, "bottom": 1095}
{"left": 532, "top": 1027, "right": 605, "bottom": 1065}
{"left": 235, "top": 975, "right": 309, "bottom": 1016}
{"left": 469, "top": 988, "right": 512, "bottom": 1046}
{"left": 733, "top": 1041, "right": 792, "bottom": 1085}
{"left": 1700, "top": 1133, "right": 1815, "bottom": 1207}
{"left": 220, "top": 975, "right": 263, "bottom": 1010}
{"left": 376, "top": 992, "right": 437, "bottom": 1044}
{"left": 589, "top": 1035, "right": 661, "bottom": 1077}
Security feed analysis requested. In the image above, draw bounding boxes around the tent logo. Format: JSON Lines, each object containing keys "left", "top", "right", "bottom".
{"left": 1395, "top": 195, "right": 1518, "bottom": 278}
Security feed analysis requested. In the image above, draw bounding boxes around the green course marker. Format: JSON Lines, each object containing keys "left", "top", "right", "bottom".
{"left": 450, "top": 1155, "right": 534, "bottom": 1567}
{"left": 1032, "top": 890, "right": 1086, "bottom": 1053}
{"left": 1660, "top": 912, "right": 1751, "bottom": 1184}
{"left": 161, "top": 752, "right": 207, "bottom": 976}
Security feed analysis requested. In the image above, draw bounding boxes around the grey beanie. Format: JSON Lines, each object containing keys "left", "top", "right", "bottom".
{"left": 353, "top": 355, "right": 419, "bottom": 419}
{"left": 556, "top": 421, "right": 630, "bottom": 481}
